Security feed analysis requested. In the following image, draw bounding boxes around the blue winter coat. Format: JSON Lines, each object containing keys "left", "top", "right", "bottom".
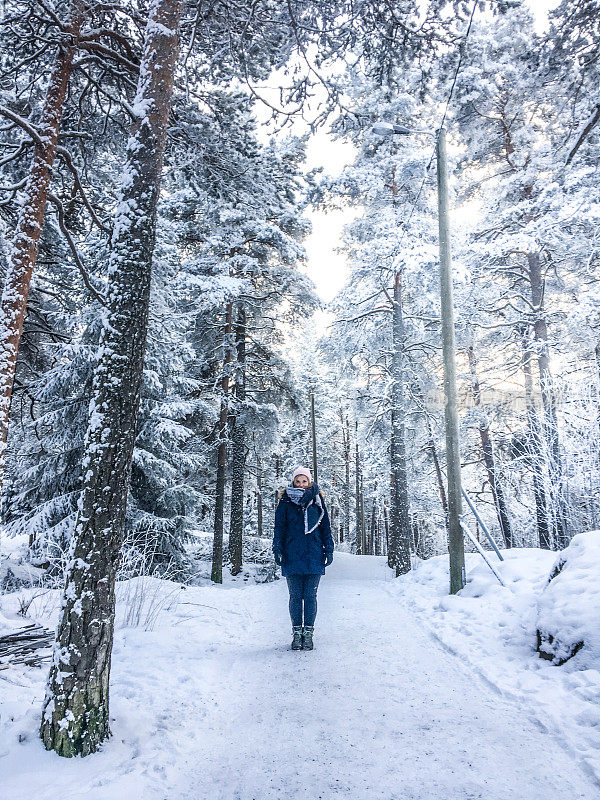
{"left": 273, "top": 483, "right": 334, "bottom": 577}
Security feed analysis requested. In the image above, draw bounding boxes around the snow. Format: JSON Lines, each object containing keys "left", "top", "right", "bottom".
{"left": 1, "top": 551, "right": 600, "bottom": 798}
{"left": 536, "top": 531, "right": 600, "bottom": 667}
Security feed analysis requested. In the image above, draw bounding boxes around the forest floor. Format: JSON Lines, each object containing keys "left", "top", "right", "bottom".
{"left": 1, "top": 551, "right": 600, "bottom": 799}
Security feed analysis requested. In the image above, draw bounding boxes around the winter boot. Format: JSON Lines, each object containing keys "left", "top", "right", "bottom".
{"left": 291, "top": 626, "right": 303, "bottom": 650}
{"left": 302, "top": 625, "right": 314, "bottom": 650}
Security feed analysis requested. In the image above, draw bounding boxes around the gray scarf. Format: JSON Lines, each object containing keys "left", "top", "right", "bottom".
{"left": 286, "top": 485, "right": 325, "bottom": 535}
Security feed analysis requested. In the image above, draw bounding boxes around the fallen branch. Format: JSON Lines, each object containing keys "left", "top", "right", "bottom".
{"left": 0, "top": 623, "right": 54, "bottom": 667}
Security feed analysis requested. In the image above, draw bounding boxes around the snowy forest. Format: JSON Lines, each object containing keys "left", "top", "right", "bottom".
{"left": 1, "top": 0, "right": 600, "bottom": 796}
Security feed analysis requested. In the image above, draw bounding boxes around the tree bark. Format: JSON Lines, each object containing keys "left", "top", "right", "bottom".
{"left": 527, "top": 251, "right": 568, "bottom": 547}
{"left": 383, "top": 500, "right": 389, "bottom": 556}
{"left": 370, "top": 496, "right": 377, "bottom": 556}
{"left": 229, "top": 304, "right": 247, "bottom": 576}
{"left": 389, "top": 271, "right": 412, "bottom": 575}
{"left": 256, "top": 452, "right": 264, "bottom": 538}
{"left": 355, "top": 422, "right": 362, "bottom": 555}
{"left": 467, "top": 345, "right": 513, "bottom": 548}
{"left": 339, "top": 409, "right": 350, "bottom": 543}
{"left": 0, "top": 0, "right": 86, "bottom": 487}
{"left": 212, "top": 302, "right": 234, "bottom": 583}
{"left": 360, "top": 475, "right": 366, "bottom": 555}
{"left": 40, "top": 0, "right": 184, "bottom": 757}
{"left": 310, "top": 388, "right": 318, "bottom": 485}
{"left": 521, "top": 329, "right": 552, "bottom": 549}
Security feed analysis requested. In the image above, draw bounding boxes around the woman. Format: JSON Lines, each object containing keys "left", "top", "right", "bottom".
{"left": 273, "top": 466, "right": 334, "bottom": 651}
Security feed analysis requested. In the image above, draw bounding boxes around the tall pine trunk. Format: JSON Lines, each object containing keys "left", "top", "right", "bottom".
{"left": 370, "top": 496, "right": 377, "bottom": 556}
{"left": 355, "top": 422, "right": 362, "bottom": 554}
{"left": 521, "top": 329, "right": 551, "bottom": 549}
{"left": 528, "top": 251, "right": 568, "bottom": 547}
{"left": 212, "top": 302, "right": 234, "bottom": 583}
{"left": 383, "top": 500, "right": 389, "bottom": 555}
{"left": 0, "top": 0, "right": 86, "bottom": 486}
{"left": 339, "top": 409, "right": 350, "bottom": 543}
{"left": 467, "top": 345, "right": 513, "bottom": 548}
{"left": 256, "top": 452, "right": 264, "bottom": 538}
{"left": 229, "top": 304, "right": 247, "bottom": 576}
{"left": 360, "top": 476, "right": 366, "bottom": 555}
{"left": 389, "top": 271, "right": 412, "bottom": 575}
{"left": 40, "top": 0, "right": 184, "bottom": 757}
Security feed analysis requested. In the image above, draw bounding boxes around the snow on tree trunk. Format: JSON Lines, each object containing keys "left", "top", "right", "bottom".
{"left": 256, "top": 453, "right": 264, "bottom": 538}
{"left": 389, "top": 272, "right": 412, "bottom": 576}
{"left": 212, "top": 302, "right": 234, "bottom": 584}
{"left": 39, "top": 0, "right": 184, "bottom": 757}
{"left": 229, "top": 304, "right": 247, "bottom": 576}
{"left": 528, "top": 251, "right": 568, "bottom": 548}
{"left": 467, "top": 345, "right": 514, "bottom": 548}
{"left": 0, "top": 0, "right": 86, "bottom": 488}
{"left": 339, "top": 410, "right": 350, "bottom": 543}
{"left": 521, "top": 329, "right": 552, "bottom": 550}
{"left": 355, "top": 422, "right": 362, "bottom": 554}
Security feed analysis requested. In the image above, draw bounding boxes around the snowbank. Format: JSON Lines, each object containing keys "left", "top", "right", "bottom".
{"left": 537, "top": 531, "right": 600, "bottom": 667}
{"left": 389, "top": 546, "right": 600, "bottom": 783}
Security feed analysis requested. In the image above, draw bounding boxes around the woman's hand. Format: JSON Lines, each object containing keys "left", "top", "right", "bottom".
{"left": 274, "top": 552, "right": 284, "bottom": 566}
{"left": 323, "top": 552, "right": 333, "bottom": 567}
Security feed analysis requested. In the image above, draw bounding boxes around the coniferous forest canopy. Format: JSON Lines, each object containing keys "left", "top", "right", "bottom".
{"left": 0, "top": 0, "right": 599, "bottom": 761}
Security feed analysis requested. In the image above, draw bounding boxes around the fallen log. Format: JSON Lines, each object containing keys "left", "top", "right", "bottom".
{"left": 0, "top": 623, "right": 54, "bottom": 667}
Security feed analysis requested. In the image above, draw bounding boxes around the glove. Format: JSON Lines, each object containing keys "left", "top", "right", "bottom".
{"left": 323, "top": 552, "right": 333, "bottom": 567}
{"left": 274, "top": 552, "right": 283, "bottom": 566}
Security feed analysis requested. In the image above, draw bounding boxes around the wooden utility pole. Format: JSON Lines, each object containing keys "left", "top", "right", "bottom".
{"left": 436, "top": 128, "right": 466, "bottom": 594}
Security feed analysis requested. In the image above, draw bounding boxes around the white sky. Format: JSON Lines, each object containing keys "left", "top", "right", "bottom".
{"left": 303, "top": 134, "right": 356, "bottom": 303}
{"left": 301, "top": 0, "right": 560, "bottom": 304}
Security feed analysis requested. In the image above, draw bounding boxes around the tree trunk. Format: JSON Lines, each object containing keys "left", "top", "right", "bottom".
{"left": 389, "top": 271, "right": 412, "bottom": 576}
{"left": 212, "top": 302, "right": 234, "bottom": 583}
{"left": 39, "top": 0, "right": 183, "bottom": 757}
{"left": 274, "top": 455, "right": 281, "bottom": 507}
{"left": 360, "top": 476, "right": 366, "bottom": 555}
{"left": 330, "top": 501, "right": 337, "bottom": 544}
{"left": 383, "top": 500, "right": 389, "bottom": 556}
{"left": 521, "top": 329, "right": 552, "bottom": 549}
{"left": 370, "top": 496, "right": 377, "bottom": 556}
{"left": 355, "top": 422, "right": 362, "bottom": 554}
{"left": 310, "top": 388, "right": 318, "bottom": 485}
{"left": 229, "top": 304, "right": 246, "bottom": 576}
{"left": 339, "top": 410, "right": 350, "bottom": 543}
{"left": 528, "top": 251, "right": 568, "bottom": 548}
{"left": 256, "top": 453, "right": 264, "bottom": 538}
{"left": 0, "top": 0, "right": 86, "bottom": 487}
{"left": 467, "top": 345, "right": 513, "bottom": 548}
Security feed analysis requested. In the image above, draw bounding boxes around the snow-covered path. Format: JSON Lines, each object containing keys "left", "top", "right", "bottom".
{"left": 2, "top": 553, "right": 600, "bottom": 799}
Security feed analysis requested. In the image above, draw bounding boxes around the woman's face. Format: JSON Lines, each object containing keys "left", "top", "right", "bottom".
{"left": 293, "top": 474, "right": 310, "bottom": 489}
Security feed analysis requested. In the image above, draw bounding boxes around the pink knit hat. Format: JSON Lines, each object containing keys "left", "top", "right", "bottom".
{"left": 292, "top": 466, "right": 312, "bottom": 484}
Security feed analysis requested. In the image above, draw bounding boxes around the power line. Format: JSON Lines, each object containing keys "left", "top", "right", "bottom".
{"left": 390, "top": 0, "right": 479, "bottom": 273}
{"left": 438, "top": 0, "right": 479, "bottom": 135}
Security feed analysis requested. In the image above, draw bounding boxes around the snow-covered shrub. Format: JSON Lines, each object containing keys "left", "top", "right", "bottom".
{"left": 536, "top": 532, "right": 600, "bottom": 666}
{"left": 0, "top": 556, "right": 45, "bottom": 592}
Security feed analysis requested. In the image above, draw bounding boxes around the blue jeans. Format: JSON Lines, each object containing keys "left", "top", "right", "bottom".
{"left": 286, "top": 574, "right": 321, "bottom": 627}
